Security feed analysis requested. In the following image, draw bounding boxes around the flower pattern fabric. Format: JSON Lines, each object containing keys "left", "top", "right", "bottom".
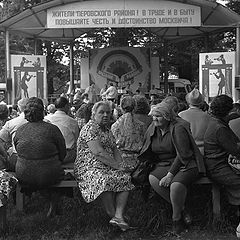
{"left": 111, "top": 113, "right": 144, "bottom": 171}
{"left": 74, "top": 120, "right": 134, "bottom": 203}
{"left": 0, "top": 170, "right": 18, "bottom": 207}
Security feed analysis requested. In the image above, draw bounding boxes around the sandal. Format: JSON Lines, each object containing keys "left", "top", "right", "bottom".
{"left": 109, "top": 217, "right": 129, "bottom": 231}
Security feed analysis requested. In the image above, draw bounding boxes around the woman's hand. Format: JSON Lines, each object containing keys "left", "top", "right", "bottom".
{"left": 159, "top": 172, "right": 174, "bottom": 187}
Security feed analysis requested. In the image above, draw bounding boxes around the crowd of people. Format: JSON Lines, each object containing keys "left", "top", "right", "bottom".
{"left": 0, "top": 84, "right": 240, "bottom": 236}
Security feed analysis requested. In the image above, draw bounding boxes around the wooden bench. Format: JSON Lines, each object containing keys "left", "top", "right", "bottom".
{"left": 14, "top": 174, "right": 221, "bottom": 219}
{"left": 15, "top": 168, "right": 76, "bottom": 211}
{"left": 0, "top": 172, "right": 220, "bottom": 231}
{"left": 194, "top": 177, "right": 220, "bottom": 220}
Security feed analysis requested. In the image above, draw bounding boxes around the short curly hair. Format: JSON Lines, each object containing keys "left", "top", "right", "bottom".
{"left": 120, "top": 96, "right": 136, "bottom": 113}
{"left": 210, "top": 95, "right": 233, "bottom": 118}
{"left": 133, "top": 95, "right": 150, "bottom": 114}
{"left": 91, "top": 101, "right": 111, "bottom": 120}
{"left": 24, "top": 97, "right": 44, "bottom": 122}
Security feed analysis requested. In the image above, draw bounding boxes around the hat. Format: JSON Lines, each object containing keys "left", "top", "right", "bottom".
{"left": 186, "top": 89, "right": 203, "bottom": 106}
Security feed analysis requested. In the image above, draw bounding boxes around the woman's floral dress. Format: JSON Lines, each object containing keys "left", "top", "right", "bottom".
{"left": 111, "top": 113, "right": 144, "bottom": 171}
{"left": 74, "top": 120, "right": 134, "bottom": 203}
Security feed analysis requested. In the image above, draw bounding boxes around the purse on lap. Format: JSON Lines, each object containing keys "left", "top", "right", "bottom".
{"left": 130, "top": 160, "right": 155, "bottom": 186}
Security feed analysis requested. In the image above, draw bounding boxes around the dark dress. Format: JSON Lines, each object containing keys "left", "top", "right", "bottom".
{"left": 139, "top": 120, "right": 205, "bottom": 186}
{"left": 204, "top": 116, "right": 240, "bottom": 205}
{"left": 13, "top": 121, "right": 66, "bottom": 190}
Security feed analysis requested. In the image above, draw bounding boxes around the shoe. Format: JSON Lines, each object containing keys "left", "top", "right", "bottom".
{"left": 182, "top": 209, "right": 192, "bottom": 225}
{"left": 109, "top": 217, "right": 129, "bottom": 231}
{"left": 172, "top": 218, "right": 187, "bottom": 235}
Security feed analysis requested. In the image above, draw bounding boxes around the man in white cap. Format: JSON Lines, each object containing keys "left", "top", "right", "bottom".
{"left": 179, "top": 88, "right": 211, "bottom": 155}
{"left": 0, "top": 98, "right": 29, "bottom": 170}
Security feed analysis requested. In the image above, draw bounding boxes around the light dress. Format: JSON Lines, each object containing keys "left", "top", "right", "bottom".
{"left": 111, "top": 113, "right": 144, "bottom": 171}
{"left": 74, "top": 120, "right": 134, "bottom": 203}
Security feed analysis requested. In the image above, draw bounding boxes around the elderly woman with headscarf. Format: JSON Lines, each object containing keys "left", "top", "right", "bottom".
{"left": 138, "top": 99, "right": 205, "bottom": 235}
{"left": 204, "top": 95, "right": 240, "bottom": 234}
{"left": 111, "top": 96, "right": 145, "bottom": 171}
{"left": 74, "top": 101, "right": 134, "bottom": 231}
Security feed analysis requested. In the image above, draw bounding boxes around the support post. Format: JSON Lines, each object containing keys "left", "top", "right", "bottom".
{"left": 34, "top": 38, "right": 38, "bottom": 55}
{"left": 5, "top": 29, "right": 11, "bottom": 104}
{"left": 236, "top": 26, "right": 240, "bottom": 76}
{"left": 163, "top": 40, "right": 169, "bottom": 94}
{"left": 236, "top": 26, "right": 240, "bottom": 101}
{"left": 69, "top": 42, "right": 74, "bottom": 103}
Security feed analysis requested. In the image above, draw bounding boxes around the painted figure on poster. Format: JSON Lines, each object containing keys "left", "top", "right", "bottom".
{"left": 32, "top": 57, "right": 41, "bottom": 68}
{"left": 18, "top": 71, "right": 34, "bottom": 98}
{"left": 20, "top": 57, "right": 31, "bottom": 67}
{"left": 213, "top": 69, "right": 230, "bottom": 96}
{"left": 214, "top": 54, "right": 226, "bottom": 65}
{"left": 205, "top": 55, "right": 213, "bottom": 65}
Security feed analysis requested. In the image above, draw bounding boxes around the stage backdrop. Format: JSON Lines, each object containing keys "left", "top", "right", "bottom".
{"left": 10, "top": 55, "right": 47, "bottom": 103}
{"left": 81, "top": 47, "right": 159, "bottom": 93}
{"left": 199, "top": 52, "right": 236, "bottom": 102}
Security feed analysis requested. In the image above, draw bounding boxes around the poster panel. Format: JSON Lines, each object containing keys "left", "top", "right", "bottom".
{"left": 199, "top": 52, "right": 236, "bottom": 102}
{"left": 81, "top": 47, "right": 152, "bottom": 95}
{"left": 10, "top": 55, "right": 47, "bottom": 103}
{"left": 47, "top": 0, "right": 201, "bottom": 28}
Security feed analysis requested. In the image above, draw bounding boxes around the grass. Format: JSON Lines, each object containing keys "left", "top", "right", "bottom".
{"left": 0, "top": 184, "right": 239, "bottom": 240}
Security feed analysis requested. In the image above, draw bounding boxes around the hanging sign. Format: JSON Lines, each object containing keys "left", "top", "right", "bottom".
{"left": 47, "top": 0, "right": 201, "bottom": 28}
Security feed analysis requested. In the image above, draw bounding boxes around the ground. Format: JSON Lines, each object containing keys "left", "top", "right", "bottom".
{"left": 1, "top": 185, "right": 239, "bottom": 240}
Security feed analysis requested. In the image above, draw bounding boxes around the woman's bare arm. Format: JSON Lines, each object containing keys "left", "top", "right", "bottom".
{"left": 87, "top": 140, "right": 121, "bottom": 169}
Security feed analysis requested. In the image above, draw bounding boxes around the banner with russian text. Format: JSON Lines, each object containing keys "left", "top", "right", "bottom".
{"left": 47, "top": 0, "right": 201, "bottom": 28}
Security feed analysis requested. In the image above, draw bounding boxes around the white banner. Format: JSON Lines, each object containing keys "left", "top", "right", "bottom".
{"left": 47, "top": 0, "right": 201, "bottom": 28}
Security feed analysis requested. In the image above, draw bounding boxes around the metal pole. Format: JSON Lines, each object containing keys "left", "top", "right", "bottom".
{"left": 164, "top": 40, "right": 169, "bottom": 94}
{"left": 5, "top": 29, "right": 10, "bottom": 79}
{"left": 34, "top": 38, "right": 38, "bottom": 55}
{"left": 236, "top": 26, "right": 240, "bottom": 76}
{"left": 69, "top": 42, "right": 74, "bottom": 103}
{"left": 5, "top": 29, "right": 11, "bottom": 103}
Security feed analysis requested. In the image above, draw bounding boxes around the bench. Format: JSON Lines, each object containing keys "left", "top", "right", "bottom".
{"left": 0, "top": 173, "right": 221, "bottom": 231}
{"left": 194, "top": 177, "right": 220, "bottom": 220}
{"left": 14, "top": 174, "right": 221, "bottom": 219}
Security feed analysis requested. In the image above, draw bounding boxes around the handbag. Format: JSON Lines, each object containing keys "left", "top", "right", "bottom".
{"left": 228, "top": 154, "right": 240, "bottom": 174}
{"left": 131, "top": 160, "right": 154, "bottom": 186}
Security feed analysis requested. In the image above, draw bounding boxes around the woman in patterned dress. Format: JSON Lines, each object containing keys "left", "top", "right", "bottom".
{"left": 111, "top": 96, "right": 144, "bottom": 171}
{"left": 74, "top": 101, "right": 134, "bottom": 231}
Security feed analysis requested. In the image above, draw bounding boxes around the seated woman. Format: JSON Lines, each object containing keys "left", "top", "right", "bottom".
{"left": 13, "top": 97, "right": 66, "bottom": 215}
{"left": 111, "top": 96, "right": 144, "bottom": 171}
{"left": 74, "top": 101, "right": 134, "bottom": 231}
{"left": 75, "top": 102, "right": 94, "bottom": 131}
{"left": 132, "top": 95, "right": 152, "bottom": 134}
{"left": 138, "top": 100, "right": 205, "bottom": 235}
{"left": 204, "top": 95, "right": 240, "bottom": 232}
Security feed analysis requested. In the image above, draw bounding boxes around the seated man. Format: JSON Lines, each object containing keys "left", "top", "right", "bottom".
{"left": 0, "top": 98, "right": 28, "bottom": 171}
{"left": 46, "top": 97, "right": 79, "bottom": 164}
